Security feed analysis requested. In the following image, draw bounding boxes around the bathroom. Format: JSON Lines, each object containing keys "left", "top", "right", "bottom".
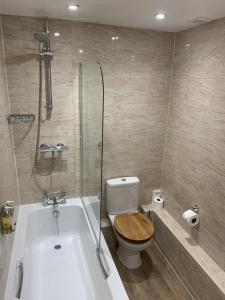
{"left": 0, "top": 0, "right": 225, "bottom": 299}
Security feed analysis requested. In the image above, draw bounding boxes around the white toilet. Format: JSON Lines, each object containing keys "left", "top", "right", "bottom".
{"left": 106, "top": 177, "right": 154, "bottom": 269}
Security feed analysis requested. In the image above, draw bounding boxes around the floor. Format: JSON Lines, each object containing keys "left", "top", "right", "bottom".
{"left": 103, "top": 229, "right": 193, "bottom": 300}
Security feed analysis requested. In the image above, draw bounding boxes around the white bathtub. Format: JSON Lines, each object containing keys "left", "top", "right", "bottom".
{"left": 4, "top": 198, "right": 128, "bottom": 300}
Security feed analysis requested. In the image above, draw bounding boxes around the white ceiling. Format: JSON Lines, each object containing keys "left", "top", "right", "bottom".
{"left": 0, "top": 0, "right": 225, "bottom": 32}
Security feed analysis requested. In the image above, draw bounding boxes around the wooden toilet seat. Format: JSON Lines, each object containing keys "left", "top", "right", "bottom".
{"left": 114, "top": 212, "right": 154, "bottom": 243}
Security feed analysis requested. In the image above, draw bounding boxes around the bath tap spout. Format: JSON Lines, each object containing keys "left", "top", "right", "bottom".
{"left": 52, "top": 197, "right": 58, "bottom": 209}
{"left": 52, "top": 198, "right": 60, "bottom": 219}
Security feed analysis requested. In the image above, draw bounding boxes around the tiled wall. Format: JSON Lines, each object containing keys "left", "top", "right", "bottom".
{"left": 0, "top": 16, "right": 19, "bottom": 300}
{"left": 1, "top": 16, "right": 79, "bottom": 203}
{"left": 1, "top": 15, "right": 174, "bottom": 207}
{"left": 101, "top": 26, "right": 174, "bottom": 209}
{"left": 161, "top": 18, "right": 225, "bottom": 271}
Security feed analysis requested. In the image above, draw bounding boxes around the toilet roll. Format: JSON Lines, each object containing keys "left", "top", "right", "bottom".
{"left": 152, "top": 197, "right": 164, "bottom": 209}
{"left": 182, "top": 210, "right": 199, "bottom": 227}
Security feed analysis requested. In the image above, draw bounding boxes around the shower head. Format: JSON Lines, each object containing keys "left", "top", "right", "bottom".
{"left": 34, "top": 32, "right": 50, "bottom": 42}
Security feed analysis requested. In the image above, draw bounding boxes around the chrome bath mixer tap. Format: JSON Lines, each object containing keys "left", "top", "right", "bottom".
{"left": 42, "top": 192, "right": 67, "bottom": 207}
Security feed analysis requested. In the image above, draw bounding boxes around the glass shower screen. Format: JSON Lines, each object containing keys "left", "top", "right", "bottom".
{"left": 79, "top": 62, "right": 104, "bottom": 245}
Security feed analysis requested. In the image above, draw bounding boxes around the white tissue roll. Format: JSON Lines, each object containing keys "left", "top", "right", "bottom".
{"left": 152, "top": 197, "right": 164, "bottom": 209}
{"left": 182, "top": 210, "right": 199, "bottom": 227}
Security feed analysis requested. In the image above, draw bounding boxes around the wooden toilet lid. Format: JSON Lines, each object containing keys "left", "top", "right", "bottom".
{"left": 114, "top": 212, "right": 154, "bottom": 242}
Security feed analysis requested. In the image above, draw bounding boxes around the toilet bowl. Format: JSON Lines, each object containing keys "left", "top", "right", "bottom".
{"left": 106, "top": 177, "right": 154, "bottom": 269}
{"left": 108, "top": 214, "right": 153, "bottom": 269}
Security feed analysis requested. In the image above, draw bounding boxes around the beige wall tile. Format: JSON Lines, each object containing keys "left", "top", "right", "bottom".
{"left": 162, "top": 17, "right": 225, "bottom": 272}
{"left": 0, "top": 16, "right": 19, "bottom": 300}
{"left": 2, "top": 15, "right": 174, "bottom": 210}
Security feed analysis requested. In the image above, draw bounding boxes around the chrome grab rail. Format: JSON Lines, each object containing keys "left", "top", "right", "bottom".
{"left": 15, "top": 261, "right": 23, "bottom": 299}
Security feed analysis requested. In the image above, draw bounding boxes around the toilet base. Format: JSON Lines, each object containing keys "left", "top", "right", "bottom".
{"left": 117, "top": 243, "right": 142, "bottom": 269}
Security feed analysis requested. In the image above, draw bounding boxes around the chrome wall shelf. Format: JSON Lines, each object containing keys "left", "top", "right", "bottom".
{"left": 7, "top": 114, "right": 35, "bottom": 125}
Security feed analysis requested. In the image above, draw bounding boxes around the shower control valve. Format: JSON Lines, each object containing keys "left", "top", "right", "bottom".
{"left": 39, "top": 143, "right": 69, "bottom": 153}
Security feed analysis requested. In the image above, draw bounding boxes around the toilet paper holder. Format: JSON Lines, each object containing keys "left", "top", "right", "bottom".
{"left": 192, "top": 204, "right": 199, "bottom": 214}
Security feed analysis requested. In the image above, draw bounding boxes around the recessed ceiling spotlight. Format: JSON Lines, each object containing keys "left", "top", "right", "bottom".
{"left": 78, "top": 49, "right": 84, "bottom": 53}
{"left": 112, "top": 36, "right": 119, "bottom": 40}
{"left": 68, "top": 4, "right": 80, "bottom": 10}
{"left": 185, "top": 43, "right": 191, "bottom": 47}
{"left": 155, "top": 13, "right": 166, "bottom": 20}
{"left": 54, "top": 32, "right": 60, "bottom": 37}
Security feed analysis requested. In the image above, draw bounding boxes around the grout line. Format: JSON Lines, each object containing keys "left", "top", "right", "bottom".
{"left": 0, "top": 17, "right": 21, "bottom": 205}
{"left": 153, "top": 240, "right": 195, "bottom": 300}
{"left": 160, "top": 33, "right": 177, "bottom": 188}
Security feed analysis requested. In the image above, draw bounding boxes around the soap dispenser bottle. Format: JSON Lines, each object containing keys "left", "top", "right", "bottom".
{"left": 0, "top": 203, "right": 14, "bottom": 234}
